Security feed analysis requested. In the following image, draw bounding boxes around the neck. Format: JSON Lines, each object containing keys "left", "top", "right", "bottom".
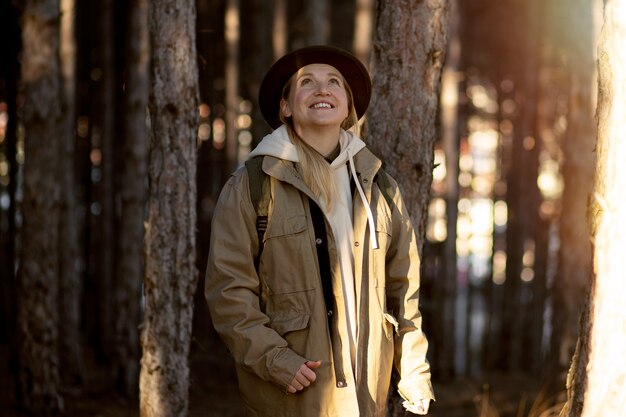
{"left": 294, "top": 124, "right": 342, "bottom": 157}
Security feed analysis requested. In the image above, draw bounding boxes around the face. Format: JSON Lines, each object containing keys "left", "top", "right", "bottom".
{"left": 280, "top": 63, "right": 350, "bottom": 132}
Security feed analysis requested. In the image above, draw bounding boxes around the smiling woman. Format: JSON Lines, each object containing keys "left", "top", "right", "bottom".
{"left": 205, "top": 45, "right": 434, "bottom": 417}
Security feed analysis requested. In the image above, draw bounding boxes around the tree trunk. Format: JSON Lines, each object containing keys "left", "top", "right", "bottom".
{"left": 366, "top": 0, "right": 450, "bottom": 255}
{"left": 304, "top": 0, "right": 329, "bottom": 45}
{"left": 17, "top": 0, "right": 64, "bottom": 412}
{"left": 224, "top": 0, "right": 240, "bottom": 172}
{"left": 561, "top": 0, "right": 626, "bottom": 415}
{"left": 366, "top": 0, "right": 450, "bottom": 415}
{"left": 329, "top": 0, "right": 355, "bottom": 52}
{"left": 574, "top": 1, "right": 626, "bottom": 415}
{"left": 57, "top": 0, "right": 85, "bottom": 387}
{"left": 438, "top": 0, "right": 460, "bottom": 380}
{"left": 113, "top": 0, "right": 148, "bottom": 398}
{"left": 353, "top": 0, "right": 374, "bottom": 66}
{"left": 96, "top": 0, "right": 116, "bottom": 360}
{"left": 140, "top": 0, "right": 199, "bottom": 415}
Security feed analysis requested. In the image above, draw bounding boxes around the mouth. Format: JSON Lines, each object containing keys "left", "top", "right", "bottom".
{"left": 310, "top": 102, "right": 334, "bottom": 109}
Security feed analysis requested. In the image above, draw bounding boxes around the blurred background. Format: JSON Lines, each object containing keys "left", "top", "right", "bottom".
{"left": 0, "top": 0, "right": 602, "bottom": 416}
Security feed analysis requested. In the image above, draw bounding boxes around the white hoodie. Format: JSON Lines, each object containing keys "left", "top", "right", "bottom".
{"left": 248, "top": 125, "right": 378, "bottom": 373}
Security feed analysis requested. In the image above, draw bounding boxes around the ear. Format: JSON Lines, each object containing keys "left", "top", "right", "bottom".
{"left": 280, "top": 98, "right": 292, "bottom": 118}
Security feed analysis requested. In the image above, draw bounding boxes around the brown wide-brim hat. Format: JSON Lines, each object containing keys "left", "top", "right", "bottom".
{"left": 259, "top": 45, "right": 372, "bottom": 129}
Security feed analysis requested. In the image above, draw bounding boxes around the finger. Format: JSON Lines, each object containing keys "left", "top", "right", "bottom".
{"left": 291, "top": 377, "right": 304, "bottom": 390}
{"left": 305, "top": 360, "right": 322, "bottom": 369}
{"left": 287, "top": 385, "right": 297, "bottom": 394}
{"left": 294, "top": 371, "right": 311, "bottom": 387}
{"left": 301, "top": 366, "right": 317, "bottom": 382}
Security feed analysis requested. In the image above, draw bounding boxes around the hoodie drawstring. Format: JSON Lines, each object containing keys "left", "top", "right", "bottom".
{"left": 347, "top": 149, "right": 378, "bottom": 250}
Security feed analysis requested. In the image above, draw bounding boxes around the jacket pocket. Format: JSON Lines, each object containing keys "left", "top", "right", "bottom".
{"left": 269, "top": 313, "right": 310, "bottom": 336}
{"left": 262, "top": 215, "right": 317, "bottom": 294}
{"left": 269, "top": 312, "right": 311, "bottom": 356}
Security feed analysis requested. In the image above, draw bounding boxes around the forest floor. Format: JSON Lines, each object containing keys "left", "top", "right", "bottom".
{"left": 0, "top": 340, "right": 562, "bottom": 417}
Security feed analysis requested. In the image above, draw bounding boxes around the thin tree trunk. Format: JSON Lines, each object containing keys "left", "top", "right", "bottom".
{"left": 58, "top": 0, "right": 85, "bottom": 387}
{"left": 240, "top": 0, "right": 273, "bottom": 146}
{"left": 305, "top": 0, "right": 329, "bottom": 45}
{"left": 113, "top": 0, "right": 148, "bottom": 398}
{"left": 353, "top": 0, "right": 374, "bottom": 66}
{"left": 17, "top": 0, "right": 63, "bottom": 412}
{"left": 576, "top": 1, "right": 626, "bottom": 415}
{"left": 224, "top": 0, "right": 239, "bottom": 172}
{"left": 97, "top": 0, "right": 116, "bottom": 360}
{"left": 438, "top": 0, "right": 460, "bottom": 380}
{"left": 140, "top": 0, "right": 199, "bottom": 415}
{"left": 329, "top": 0, "right": 355, "bottom": 52}
{"left": 273, "top": 0, "right": 286, "bottom": 59}
{"left": 366, "top": 1, "right": 450, "bottom": 415}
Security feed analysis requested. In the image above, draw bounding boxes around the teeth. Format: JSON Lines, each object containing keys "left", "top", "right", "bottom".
{"left": 312, "top": 102, "right": 332, "bottom": 109}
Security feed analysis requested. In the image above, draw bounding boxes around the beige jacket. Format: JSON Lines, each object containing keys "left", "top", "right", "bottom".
{"left": 205, "top": 146, "right": 434, "bottom": 417}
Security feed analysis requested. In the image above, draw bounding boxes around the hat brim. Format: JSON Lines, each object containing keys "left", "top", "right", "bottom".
{"left": 259, "top": 45, "right": 371, "bottom": 129}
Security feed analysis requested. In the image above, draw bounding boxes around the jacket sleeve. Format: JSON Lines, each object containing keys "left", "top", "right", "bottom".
{"left": 205, "top": 170, "right": 307, "bottom": 390}
{"left": 383, "top": 177, "right": 435, "bottom": 403}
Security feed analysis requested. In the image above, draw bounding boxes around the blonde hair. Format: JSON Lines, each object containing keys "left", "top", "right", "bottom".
{"left": 279, "top": 72, "right": 359, "bottom": 209}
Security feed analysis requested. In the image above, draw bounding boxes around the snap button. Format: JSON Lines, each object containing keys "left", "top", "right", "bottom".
{"left": 354, "top": 242, "right": 360, "bottom": 247}
{"left": 327, "top": 309, "right": 333, "bottom": 316}
{"left": 336, "top": 381, "right": 346, "bottom": 388}
{"left": 316, "top": 238, "right": 323, "bottom": 245}
{"left": 363, "top": 178, "right": 369, "bottom": 183}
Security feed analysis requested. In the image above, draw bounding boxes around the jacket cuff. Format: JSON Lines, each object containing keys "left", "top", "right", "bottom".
{"left": 269, "top": 347, "right": 307, "bottom": 389}
{"left": 398, "top": 378, "right": 436, "bottom": 403}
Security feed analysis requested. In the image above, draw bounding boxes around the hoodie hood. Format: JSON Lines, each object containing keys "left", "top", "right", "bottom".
{"left": 247, "top": 125, "right": 299, "bottom": 162}
{"left": 248, "top": 124, "right": 367, "bottom": 166}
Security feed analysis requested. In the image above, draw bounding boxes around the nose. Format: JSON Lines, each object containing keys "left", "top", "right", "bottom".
{"left": 314, "top": 83, "right": 330, "bottom": 95}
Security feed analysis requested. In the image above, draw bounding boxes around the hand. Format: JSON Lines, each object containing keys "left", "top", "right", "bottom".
{"left": 403, "top": 398, "right": 430, "bottom": 415}
{"left": 286, "top": 360, "right": 322, "bottom": 393}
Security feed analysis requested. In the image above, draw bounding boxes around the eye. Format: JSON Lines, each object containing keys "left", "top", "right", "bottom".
{"left": 299, "top": 78, "right": 312, "bottom": 86}
{"left": 329, "top": 77, "right": 341, "bottom": 86}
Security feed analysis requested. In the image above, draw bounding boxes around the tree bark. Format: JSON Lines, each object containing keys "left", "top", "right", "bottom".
{"left": 366, "top": 0, "right": 450, "bottom": 255}
{"left": 366, "top": 0, "right": 450, "bottom": 415}
{"left": 17, "top": 0, "right": 64, "bottom": 413}
{"left": 140, "top": 0, "right": 199, "bottom": 415}
{"left": 113, "top": 0, "right": 148, "bottom": 398}
{"left": 577, "top": 1, "right": 626, "bottom": 415}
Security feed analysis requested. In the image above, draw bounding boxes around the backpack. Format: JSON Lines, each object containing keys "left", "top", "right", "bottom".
{"left": 244, "top": 155, "right": 395, "bottom": 269}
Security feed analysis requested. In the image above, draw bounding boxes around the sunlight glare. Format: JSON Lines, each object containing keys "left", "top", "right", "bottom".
{"left": 493, "top": 250, "right": 506, "bottom": 285}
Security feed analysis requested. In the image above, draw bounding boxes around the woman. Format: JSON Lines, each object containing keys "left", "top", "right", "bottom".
{"left": 206, "top": 45, "right": 434, "bottom": 417}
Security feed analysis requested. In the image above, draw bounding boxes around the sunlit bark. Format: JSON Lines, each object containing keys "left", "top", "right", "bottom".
{"left": 561, "top": 0, "right": 626, "bottom": 415}
{"left": 581, "top": 0, "right": 626, "bottom": 415}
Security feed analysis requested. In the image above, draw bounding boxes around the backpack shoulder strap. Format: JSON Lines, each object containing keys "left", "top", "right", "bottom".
{"left": 375, "top": 167, "right": 395, "bottom": 209}
{"left": 244, "top": 156, "right": 270, "bottom": 271}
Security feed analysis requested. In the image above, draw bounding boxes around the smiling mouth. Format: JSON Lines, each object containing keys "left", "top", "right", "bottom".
{"left": 310, "top": 102, "right": 334, "bottom": 109}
